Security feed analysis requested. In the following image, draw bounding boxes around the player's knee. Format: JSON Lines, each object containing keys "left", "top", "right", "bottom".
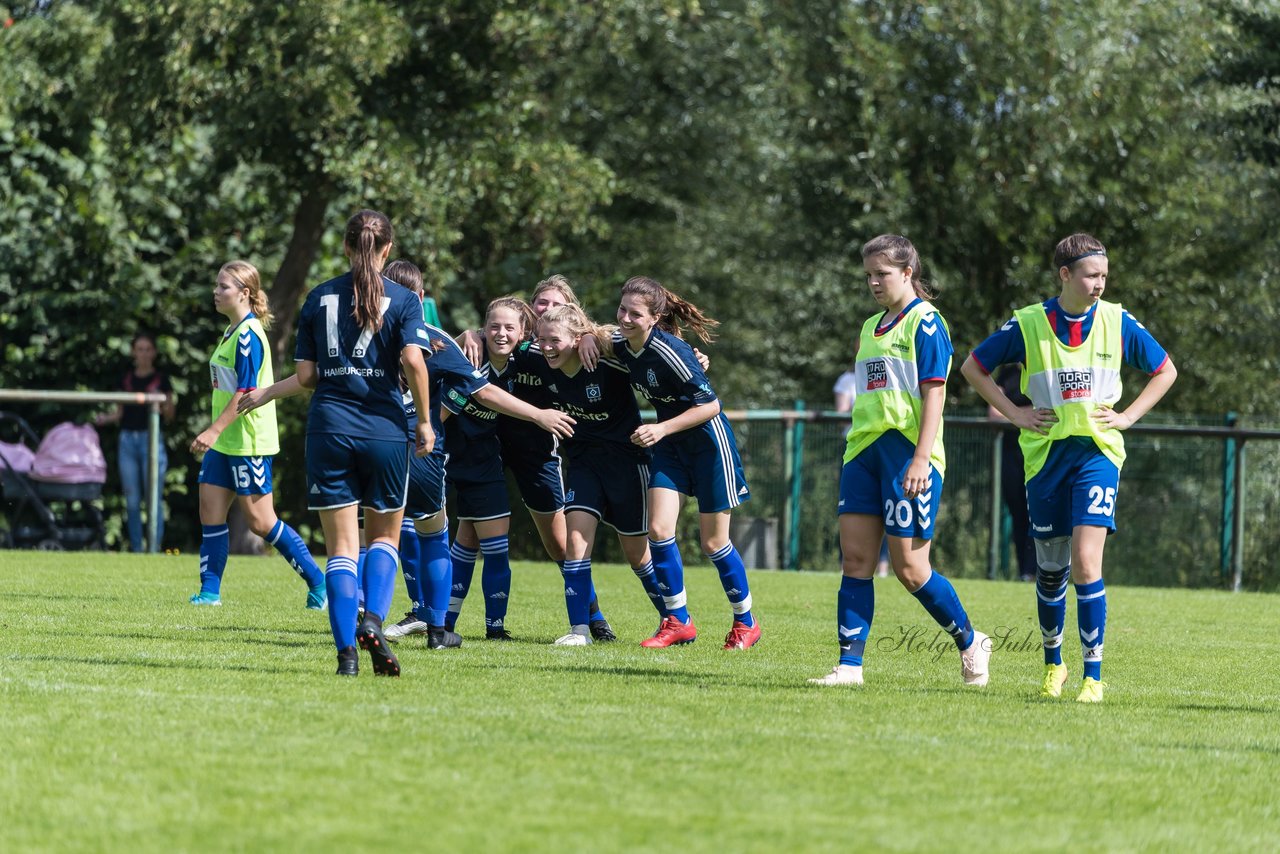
{"left": 1035, "top": 537, "right": 1071, "bottom": 591}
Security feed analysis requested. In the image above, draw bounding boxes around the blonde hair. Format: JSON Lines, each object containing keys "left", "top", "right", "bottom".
{"left": 538, "top": 303, "right": 596, "bottom": 340}
{"left": 532, "top": 274, "right": 580, "bottom": 307}
{"left": 485, "top": 296, "right": 537, "bottom": 340}
{"left": 219, "top": 260, "right": 273, "bottom": 329}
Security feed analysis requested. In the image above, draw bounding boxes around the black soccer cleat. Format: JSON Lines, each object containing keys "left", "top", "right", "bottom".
{"left": 427, "top": 625, "right": 463, "bottom": 649}
{"left": 485, "top": 628, "right": 515, "bottom": 641}
{"left": 336, "top": 645, "right": 359, "bottom": 677}
{"left": 356, "top": 614, "right": 401, "bottom": 677}
{"left": 589, "top": 619, "right": 618, "bottom": 642}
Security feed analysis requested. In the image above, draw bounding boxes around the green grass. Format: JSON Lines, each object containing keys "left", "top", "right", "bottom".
{"left": 2, "top": 551, "right": 1277, "bottom": 852}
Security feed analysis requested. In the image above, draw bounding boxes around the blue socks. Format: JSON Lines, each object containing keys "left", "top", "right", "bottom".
{"left": 416, "top": 528, "right": 452, "bottom": 626}
{"left": 910, "top": 570, "right": 974, "bottom": 650}
{"left": 1037, "top": 565, "right": 1070, "bottom": 666}
{"left": 707, "top": 542, "right": 754, "bottom": 627}
{"left": 198, "top": 523, "right": 229, "bottom": 595}
{"left": 325, "top": 557, "right": 359, "bottom": 650}
{"left": 649, "top": 536, "right": 690, "bottom": 623}
{"left": 1076, "top": 579, "right": 1106, "bottom": 680}
{"left": 837, "top": 575, "right": 874, "bottom": 666}
{"left": 266, "top": 519, "right": 324, "bottom": 589}
{"left": 446, "top": 542, "right": 478, "bottom": 630}
{"left": 479, "top": 535, "right": 512, "bottom": 632}
{"left": 398, "top": 519, "right": 421, "bottom": 607}
{"left": 362, "top": 542, "right": 399, "bottom": 622}
{"left": 632, "top": 558, "right": 667, "bottom": 617}
{"left": 561, "top": 558, "right": 593, "bottom": 627}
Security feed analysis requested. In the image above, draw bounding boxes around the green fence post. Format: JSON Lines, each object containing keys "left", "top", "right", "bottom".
{"left": 987, "top": 428, "right": 1003, "bottom": 580}
{"left": 789, "top": 401, "right": 806, "bottom": 570}
{"left": 1221, "top": 412, "right": 1237, "bottom": 585}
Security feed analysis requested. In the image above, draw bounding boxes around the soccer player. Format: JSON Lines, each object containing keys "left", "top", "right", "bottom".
{"left": 960, "top": 233, "right": 1176, "bottom": 703}
{"left": 187, "top": 261, "right": 326, "bottom": 610}
{"left": 536, "top": 304, "right": 670, "bottom": 645}
{"left": 612, "top": 277, "right": 761, "bottom": 650}
{"left": 809, "top": 235, "right": 992, "bottom": 688}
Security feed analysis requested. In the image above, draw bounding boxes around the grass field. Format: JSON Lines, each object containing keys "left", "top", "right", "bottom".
{"left": 2, "top": 551, "right": 1277, "bottom": 852}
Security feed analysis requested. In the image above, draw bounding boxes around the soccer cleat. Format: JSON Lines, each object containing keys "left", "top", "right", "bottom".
{"left": 961, "top": 630, "right": 991, "bottom": 687}
{"left": 723, "top": 618, "right": 762, "bottom": 650}
{"left": 1075, "top": 677, "right": 1107, "bottom": 704}
{"left": 808, "top": 664, "right": 864, "bottom": 686}
{"left": 1040, "top": 663, "right": 1069, "bottom": 699}
{"left": 486, "top": 628, "right": 515, "bottom": 641}
{"left": 589, "top": 619, "right": 617, "bottom": 642}
{"left": 640, "top": 615, "right": 698, "bottom": 648}
{"left": 356, "top": 615, "right": 401, "bottom": 677}
{"left": 553, "top": 630, "right": 592, "bottom": 646}
{"left": 336, "top": 646, "right": 359, "bottom": 676}
{"left": 189, "top": 591, "right": 222, "bottom": 606}
{"left": 384, "top": 611, "right": 429, "bottom": 642}
{"left": 426, "top": 626, "right": 462, "bottom": 649}
{"left": 305, "top": 583, "right": 328, "bottom": 611}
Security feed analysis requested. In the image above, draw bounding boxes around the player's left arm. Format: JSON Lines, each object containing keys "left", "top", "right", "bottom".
{"left": 902, "top": 380, "right": 945, "bottom": 499}
{"left": 1093, "top": 312, "right": 1177, "bottom": 431}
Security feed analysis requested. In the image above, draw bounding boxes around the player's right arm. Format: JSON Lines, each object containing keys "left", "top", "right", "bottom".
{"left": 237, "top": 373, "right": 309, "bottom": 414}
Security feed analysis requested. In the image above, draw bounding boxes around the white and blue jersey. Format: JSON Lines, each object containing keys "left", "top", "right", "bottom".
{"left": 970, "top": 297, "right": 1169, "bottom": 535}
{"left": 545, "top": 357, "right": 650, "bottom": 535}
{"left": 612, "top": 327, "right": 749, "bottom": 513}
{"left": 492, "top": 343, "right": 565, "bottom": 514}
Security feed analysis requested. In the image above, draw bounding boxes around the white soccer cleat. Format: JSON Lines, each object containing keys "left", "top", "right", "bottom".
{"left": 383, "top": 611, "right": 429, "bottom": 642}
{"left": 961, "top": 630, "right": 992, "bottom": 687}
{"left": 553, "top": 627, "right": 592, "bottom": 646}
{"left": 808, "top": 664, "right": 864, "bottom": 686}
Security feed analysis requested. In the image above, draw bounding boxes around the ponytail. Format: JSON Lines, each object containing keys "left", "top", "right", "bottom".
{"left": 620, "top": 276, "right": 719, "bottom": 343}
{"left": 860, "top": 234, "right": 934, "bottom": 301}
{"left": 219, "top": 260, "right": 273, "bottom": 329}
{"left": 344, "top": 209, "right": 394, "bottom": 332}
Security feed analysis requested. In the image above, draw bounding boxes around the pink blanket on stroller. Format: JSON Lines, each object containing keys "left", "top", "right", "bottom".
{"left": 30, "top": 423, "right": 107, "bottom": 484}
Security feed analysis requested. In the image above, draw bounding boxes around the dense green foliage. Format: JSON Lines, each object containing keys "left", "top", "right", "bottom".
{"left": 3, "top": 552, "right": 1279, "bottom": 850}
{"left": 3, "top": 1, "right": 1278, "bottom": 549}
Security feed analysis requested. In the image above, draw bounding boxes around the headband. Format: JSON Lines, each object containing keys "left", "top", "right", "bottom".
{"left": 1060, "top": 249, "right": 1107, "bottom": 267}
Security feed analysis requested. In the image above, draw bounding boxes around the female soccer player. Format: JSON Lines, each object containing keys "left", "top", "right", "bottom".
{"left": 536, "top": 304, "right": 669, "bottom": 645}
{"left": 960, "top": 233, "right": 1176, "bottom": 703}
{"left": 187, "top": 261, "right": 326, "bottom": 610}
{"left": 809, "top": 235, "right": 991, "bottom": 688}
{"left": 612, "top": 277, "right": 761, "bottom": 650}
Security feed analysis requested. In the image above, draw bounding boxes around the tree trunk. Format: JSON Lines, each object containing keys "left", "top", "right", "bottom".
{"left": 267, "top": 181, "right": 334, "bottom": 368}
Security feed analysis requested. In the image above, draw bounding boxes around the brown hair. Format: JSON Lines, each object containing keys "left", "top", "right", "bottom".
{"left": 620, "top": 276, "right": 719, "bottom": 343}
{"left": 485, "top": 296, "right": 537, "bottom": 341}
{"left": 1053, "top": 233, "right": 1107, "bottom": 270}
{"left": 219, "top": 260, "right": 273, "bottom": 329}
{"left": 537, "top": 303, "right": 596, "bottom": 341}
{"left": 532, "top": 274, "right": 580, "bottom": 307}
{"left": 860, "top": 234, "right": 933, "bottom": 301}
{"left": 383, "top": 259, "right": 424, "bottom": 298}
{"left": 343, "top": 209, "right": 394, "bottom": 332}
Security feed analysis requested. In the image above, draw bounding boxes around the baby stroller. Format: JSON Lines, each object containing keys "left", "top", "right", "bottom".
{"left": 0, "top": 412, "right": 107, "bottom": 550}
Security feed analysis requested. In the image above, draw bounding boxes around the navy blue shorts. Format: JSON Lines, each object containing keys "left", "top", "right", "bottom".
{"left": 198, "top": 449, "right": 274, "bottom": 496}
{"left": 305, "top": 433, "right": 410, "bottom": 513}
{"left": 406, "top": 448, "right": 447, "bottom": 520}
{"left": 1025, "top": 438, "right": 1121, "bottom": 537}
{"left": 648, "top": 415, "right": 749, "bottom": 513}
{"left": 839, "top": 430, "right": 943, "bottom": 540}
{"left": 565, "top": 450, "right": 650, "bottom": 536}
{"left": 507, "top": 452, "right": 565, "bottom": 514}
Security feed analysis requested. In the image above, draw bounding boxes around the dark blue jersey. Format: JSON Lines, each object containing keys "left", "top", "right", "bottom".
{"left": 493, "top": 342, "right": 558, "bottom": 460}
{"left": 295, "top": 272, "right": 428, "bottom": 439}
{"left": 442, "top": 374, "right": 502, "bottom": 481}
{"left": 402, "top": 326, "right": 489, "bottom": 447}
{"left": 544, "top": 357, "right": 649, "bottom": 462}
{"left": 612, "top": 326, "right": 718, "bottom": 423}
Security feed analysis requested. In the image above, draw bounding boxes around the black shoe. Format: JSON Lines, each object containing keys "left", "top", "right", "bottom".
{"left": 356, "top": 614, "right": 401, "bottom": 676}
{"left": 486, "top": 627, "right": 515, "bottom": 641}
{"left": 427, "top": 625, "right": 463, "bottom": 649}
{"left": 336, "top": 646, "right": 359, "bottom": 676}
{"left": 590, "top": 619, "right": 618, "bottom": 642}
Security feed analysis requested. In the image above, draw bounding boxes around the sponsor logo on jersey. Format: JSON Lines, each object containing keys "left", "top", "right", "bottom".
{"left": 448, "top": 389, "right": 468, "bottom": 407}
{"left": 586, "top": 383, "right": 601, "bottom": 402}
{"left": 866, "top": 358, "right": 888, "bottom": 391}
{"left": 1057, "top": 368, "right": 1093, "bottom": 400}
{"left": 891, "top": 342, "right": 910, "bottom": 353}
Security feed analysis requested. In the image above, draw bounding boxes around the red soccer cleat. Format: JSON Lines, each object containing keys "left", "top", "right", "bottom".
{"left": 723, "top": 618, "right": 762, "bottom": 650}
{"left": 640, "top": 615, "right": 698, "bottom": 648}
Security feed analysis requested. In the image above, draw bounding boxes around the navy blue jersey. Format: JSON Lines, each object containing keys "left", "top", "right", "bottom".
{"left": 442, "top": 375, "right": 502, "bottom": 481}
{"left": 493, "top": 342, "right": 558, "bottom": 459}
{"left": 612, "top": 327, "right": 718, "bottom": 423}
{"left": 402, "top": 326, "right": 489, "bottom": 446}
{"left": 544, "top": 357, "right": 649, "bottom": 462}
{"left": 295, "top": 272, "right": 428, "bottom": 438}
